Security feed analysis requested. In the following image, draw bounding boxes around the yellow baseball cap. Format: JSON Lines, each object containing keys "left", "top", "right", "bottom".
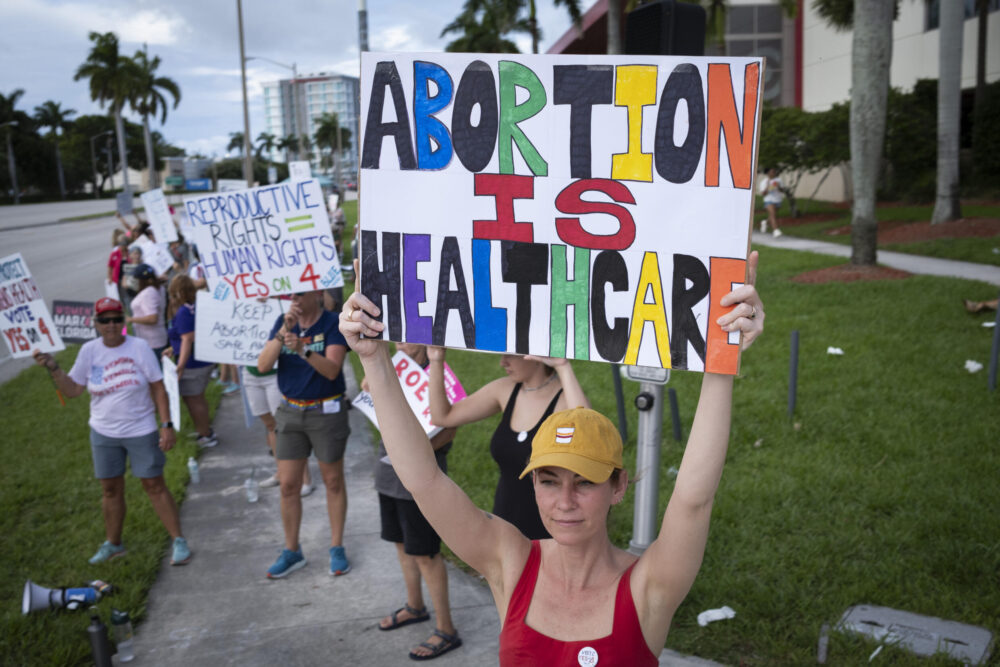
{"left": 519, "top": 408, "right": 623, "bottom": 484}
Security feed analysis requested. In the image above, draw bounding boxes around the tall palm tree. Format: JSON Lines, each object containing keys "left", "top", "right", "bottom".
{"left": 314, "top": 112, "right": 352, "bottom": 174}
{"left": 814, "top": 0, "right": 894, "bottom": 266}
{"left": 130, "top": 48, "right": 181, "bottom": 189}
{"left": 278, "top": 134, "right": 300, "bottom": 163}
{"left": 33, "top": 100, "right": 76, "bottom": 200}
{"left": 0, "top": 89, "right": 24, "bottom": 204}
{"left": 442, "top": 0, "right": 532, "bottom": 53}
{"left": 526, "top": 0, "right": 582, "bottom": 54}
{"left": 227, "top": 131, "right": 245, "bottom": 156}
{"left": 75, "top": 31, "right": 139, "bottom": 193}
{"left": 299, "top": 133, "right": 313, "bottom": 163}
{"left": 255, "top": 132, "right": 278, "bottom": 162}
{"left": 931, "top": 0, "right": 963, "bottom": 224}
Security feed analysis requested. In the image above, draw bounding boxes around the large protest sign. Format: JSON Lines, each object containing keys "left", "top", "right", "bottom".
{"left": 161, "top": 356, "right": 182, "bottom": 429}
{"left": 353, "top": 350, "right": 466, "bottom": 436}
{"left": 184, "top": 179, "right": 344, "bottom": 301}
{"left": 140, "top": 188, "right": 179, "bottom": 243}
{"left": 359, "top": 53, "right": 763, "bottom": 374}
{"left": 193, "top": 291, "right": 286, "bottom": 365}
{"left": 52, "top": 300, "right": 97, "bottom": 343}
{"left": 130, "top": 235, "right": 175, "bottom": 277}
{"left": 0, "top": 253, "right": 65, "bottom": 357}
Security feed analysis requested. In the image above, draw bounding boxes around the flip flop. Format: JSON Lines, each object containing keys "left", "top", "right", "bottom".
{"left": 409, "top": 629, "right": 462, "bottom": 661}
{"left": 379, "top": 603, "right": 429, "bottom": 631}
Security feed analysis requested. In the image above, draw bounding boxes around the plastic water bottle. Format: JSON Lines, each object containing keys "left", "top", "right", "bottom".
{"left": 187, "top": 457, "right": 200, "bottom": 484}
{"left": 245, "top": 467, "right": 259, "bottom": 503}
{"left": 111, "top": 609, "right": 135, "bottom": 662}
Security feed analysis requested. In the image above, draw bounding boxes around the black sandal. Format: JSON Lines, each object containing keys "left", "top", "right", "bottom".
{"left": 379, "top": 603, "right": 430, "bottom": 631}
{"left": 409, "top": 629, "right": 463, "bottom": 661}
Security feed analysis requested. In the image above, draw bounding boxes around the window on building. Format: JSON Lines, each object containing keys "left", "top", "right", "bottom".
{"left": 926, "top": 0, "right": 999, "bottom": 30}
{"left": 725, "top": 4, "right": 784, "bottom": 104}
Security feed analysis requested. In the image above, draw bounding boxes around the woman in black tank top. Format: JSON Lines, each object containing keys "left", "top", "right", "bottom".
{"left": 426, "top": 352, "right": 589, "bottom": 540}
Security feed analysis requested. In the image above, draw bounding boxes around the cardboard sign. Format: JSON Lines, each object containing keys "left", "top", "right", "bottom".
{"left": 352, "top": 350, "right": 466, "bottom": 436}
{"left": 0, "top": 253, "right": 65, "bottom": 357}
{"left": 193, "top": 291, "right": 286, "bottom": 365}
{"left": 358, "top": 53, "right": 764, "bottom": 374}
{"left": 104, "top": 281, "right": 119, "bottom": 301}
{"left": 139, "top": 188, "right": 178, "bottom": 243}
{"left": 183, "top": 179, "right": 344, "bottom": 300}
{"left": 52, "top": 300, "right": 97, "bottom": 343}
{"left": 289, "top": 161, "right": 312, "bottom": 182}
{"left": 116, "top": 192, "right": 133, "bottom": 215}
{"left": 218, "top": 179, "right": 248, "bottom": 193}
{"left": 129, "top": 235, "right": 174, "bottom": 277}
{"left": 161, "top": 356, "right": 182, "bottom": 429}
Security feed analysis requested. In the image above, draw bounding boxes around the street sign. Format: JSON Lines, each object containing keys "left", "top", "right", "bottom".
{"left": 184, "top": 178, "right": 211, "bottom": 191}
{"left": 164, "top": 176, "right": 184, "bottom": 187}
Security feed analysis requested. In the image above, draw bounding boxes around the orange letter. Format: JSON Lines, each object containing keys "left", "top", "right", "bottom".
{"left": 705, "top": 63, "right": 759, "bottom": 189}
{"left": 705, "top": 256, "right": 745, "bottom": 374}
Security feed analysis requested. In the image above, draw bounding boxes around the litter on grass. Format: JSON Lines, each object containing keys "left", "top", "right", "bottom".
{"left": 965, "top": 360, "right": 984, "bottom": 373}
{"left": 827, "top": 347, "right": 845, "bottom": 355}
{"left": 697, "top": 606, "right": 736, "bottom": 627}
{"left": 984, "top": 321, "right": 996, "bottom": 328}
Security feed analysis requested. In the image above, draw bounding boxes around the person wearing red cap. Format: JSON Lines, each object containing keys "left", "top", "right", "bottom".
{"left": 33, "top": 297, "right": 191, "bottom": 566}
{"left": 341, "top": 252, "right": 765, "bottom": 666}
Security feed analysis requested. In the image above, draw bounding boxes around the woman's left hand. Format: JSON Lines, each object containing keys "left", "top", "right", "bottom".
{"left": 523, "top": 354, "right": 568, "bottom": 368}
{"left": 159, "top": 426, "right": 176, "bottom": 452}
{"left": 717, "top": 250, "right": 764, "bottom": 350}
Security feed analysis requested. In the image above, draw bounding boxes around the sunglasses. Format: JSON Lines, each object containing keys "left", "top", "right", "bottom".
{"left": 95, "top": 315, "right": 124, "bottom": 324}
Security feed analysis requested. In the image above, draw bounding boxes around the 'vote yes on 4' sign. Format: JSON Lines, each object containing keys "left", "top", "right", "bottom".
{"left": 184, "top": 179, "right": 343, "bottom": 300}
{"left": 0, "top": 253, "right": 65, "bottom": 357}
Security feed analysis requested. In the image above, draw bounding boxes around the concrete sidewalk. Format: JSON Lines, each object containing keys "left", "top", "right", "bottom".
{"left": 751, "top": 230, "right": 1000, "bottom": 287}
{"left": 130, "top": 365, "right": 719, "bottom": 666}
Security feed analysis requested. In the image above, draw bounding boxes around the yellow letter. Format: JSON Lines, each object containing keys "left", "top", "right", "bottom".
{"left": 611, "top": 65, "right": 657, "bottom": 182}
{"left": 624, "top": 251, "right": 671, "bottom": 367}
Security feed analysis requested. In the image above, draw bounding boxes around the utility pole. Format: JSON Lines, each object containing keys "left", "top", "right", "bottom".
{"left": 2, "top": 121, "right": 19, "bottom": 205}
{"left": 237, "top": 0, "right": 254, "bottom": 187}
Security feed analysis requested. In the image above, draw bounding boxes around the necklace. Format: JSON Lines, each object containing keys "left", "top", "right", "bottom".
{"left": 521, "top": 373, "right": 556, "bottom": 392}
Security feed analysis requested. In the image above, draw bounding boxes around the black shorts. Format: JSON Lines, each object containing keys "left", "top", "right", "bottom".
{"left": 379, "top": 493, "right": 441, "bottom": 556}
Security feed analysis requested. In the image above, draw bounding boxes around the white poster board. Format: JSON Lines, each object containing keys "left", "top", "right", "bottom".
{"left": 217, "top": 179, "right": 247, "bottom": 193}
{"left": 129, "top": 235, "right": 174, "bottom": 277}
{"left": 161, "top": 356, "right": 182, "bottom": 429}
{"left": 352, "top": 350, "right": 466, "bottom": 436}
{"left": 104, "top": 280, "right": 119, "bottom": 300}
{"left": 359, "top": 52, "right": 764, "bottom": 375}
{"left": 193, "top": 291, "right": 287, "bottom": 365}
{"left": 289, "top": 161, "right": 311, "bottom": 182}
{"left": 139, "top": 188, "right": 178, "bottom": 243}
{"left": 183, "top": 178, "right": 344, "bottom": 300}
{"left": 0, "top": 253, "right": 65, "bottom": 358}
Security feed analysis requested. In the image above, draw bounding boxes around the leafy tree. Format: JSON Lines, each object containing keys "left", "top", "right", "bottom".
{"left": 972, "top": 81, "right": 1000, "bottom": 191}
{"left": 227, "top": 131, "right": 245, "bottom": 156}
{"left": 442, "top": 0, "right": 531, "bottom": 53}
{"left": 299, "top": 133, "right": 313, "bottom": 162}
{"left": 314, "top": 112, "right": 352, "bottom": 174}
{"left": 74, "top": 32, "right": 140, "bottom": 193}
{"left": 130, "top": 49, "right": 181, "bottom": 188}
{"left": 525, "top": 0, "right": 582, "bottom": 54}
{"left": 278, "top": 134, "right": 300, "bottom": 163}
{"left": 255, "top": 132, "right": 277, "bottom": 162}
{"left": 33, "top": 100, "right": 76, "bottom": 199}
{"left": 883, "top": 82, "right": 936, "bottom": 201}
{"left": 758, "top": 106, "right": 813, "bottom": 217}
{"left": 0, "top": 89, "right": 26, "bottom": 202}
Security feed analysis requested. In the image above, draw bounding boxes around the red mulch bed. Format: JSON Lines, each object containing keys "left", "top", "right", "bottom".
{"left": 791, "top": 264, "right": 912, "bottom": 284}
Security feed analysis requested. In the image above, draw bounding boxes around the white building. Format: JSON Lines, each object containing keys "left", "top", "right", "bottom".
{"left": 261, "top": 72, "right": 360, "bottom": 177}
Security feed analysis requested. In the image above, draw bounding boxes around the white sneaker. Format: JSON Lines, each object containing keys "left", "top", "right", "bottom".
{"left": 196, "top": 431, "right": 219, "bottom": 448}
{"left": 259, "top": 473, "right": 280, "bottom": 488}
{"left": 773, "top": 229, "right": 783, "bottom": 237}
{"left": 300, "top": 483, "right": 315, "bottom": 497}
{"left": 759, "top": 220, "right": 767, "bottom": 233}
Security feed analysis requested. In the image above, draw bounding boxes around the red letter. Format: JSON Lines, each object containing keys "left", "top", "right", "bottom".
{"left": 555, "top": 179, "right": 636, "bottom": 250}
{"left": 252, "top": 272, "right": 270, "bottom": 297}
{"left": 222, "top": 275, "right": 242, "bottom": 298}
{"left": 472, "top": 173, "right": 535, "bottom": 242}
{"left": 414, "top": 380, "right": 428, "bottom": 401}
{"left": 705, "top": 63, "right": 759, "bottom": 189}
{"left": 394, "top": 358, "right": 410, "bottom": 376}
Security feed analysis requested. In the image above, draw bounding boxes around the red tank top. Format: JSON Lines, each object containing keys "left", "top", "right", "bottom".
{"left": 498, "top": 541, "right": 659, "bottom": 667}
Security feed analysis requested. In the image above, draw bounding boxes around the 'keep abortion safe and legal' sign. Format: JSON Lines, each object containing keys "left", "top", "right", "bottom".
{"left": 184, "top": 179, "right": 343, "bottom": 300}
{"left": 193, "top": 291, "right": 286, "bottom": 365}
{"left": 359, "top": 53, "right": 763, "bottom": 374}
{"left": 0, "top": 253, "right": 65, "bottom": 357}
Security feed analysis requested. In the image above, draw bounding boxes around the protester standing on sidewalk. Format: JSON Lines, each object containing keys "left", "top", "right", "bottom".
{"left": 32, "top": 297, "right": 191, "bottom": 566}
{"left": 341, "top": 251, "right": 764, "bottom": 665}
{"left": 107, "top": 229, "right": 127, "bottom": 303}
{"left": 759, "top": 167, "right": 784, "bottom": 237}
{"left": 257, "top": 290, "right": 351, "bottom": 578}
{"left": 371, "top": 343, "right": 462, "bottom": 660}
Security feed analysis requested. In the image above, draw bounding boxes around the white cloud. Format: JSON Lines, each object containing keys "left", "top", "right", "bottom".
{"left": 3, "top": 0, "right": 188, "bottom": 47}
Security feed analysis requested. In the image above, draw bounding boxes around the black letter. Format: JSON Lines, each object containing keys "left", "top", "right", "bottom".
{"left": 501, "top": 242, "right": 548, "bottom": 354}
{"left": 590, "top": 250, "right": 628, "bottom": 362}
{"left": 360, "top": 230, "right": 402, "bottom": 340}
{"left": 553, "top": 65, "right": 614, "bottom": 179}
{"left": 361, "top": 61, "right": 417, "bottom": 169}
{"left": 670, "top": 253, "right": 709, "bottom": 369}
{"left": 453, "top": 60, "right": 498, "bottom": 172}
{"left": 654, "top": 64, "right": 705, "bottom": 184}
{"left": 433, "top": 237, "right": 476, "bottom": 347}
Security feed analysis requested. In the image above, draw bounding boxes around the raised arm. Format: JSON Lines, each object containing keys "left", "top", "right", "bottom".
{"left": 525, "top": 356, "right": 591, "bottom": 410}
{"left": 342, "top": 293, "right": 527, "bottom": 589}
{"left": 427, "top": 347, "right": 506, "bottom": 427}
{"left": 634, "top": 251, "right": 764, "bottom": 628}
{"left": 32, "top": 350, "right": 86, "bottom": 399}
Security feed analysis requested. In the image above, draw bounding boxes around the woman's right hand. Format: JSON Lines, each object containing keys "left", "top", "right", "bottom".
{"left": 426, "top": 346, "right": 446, "bottom": 363}
{"left": 339, "top": 291, "right": 384, "bottom": 359}
{"left": 32, "top": 350, "right": 56, "bottom": 370}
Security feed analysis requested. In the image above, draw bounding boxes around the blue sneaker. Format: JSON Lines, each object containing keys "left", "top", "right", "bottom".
{"left": 329, "top": 546, "right": 350, "bottom": 576}
{"left": 170, "top": 537, "right": 192, "bottom": 565}
{"left": 267, "top": 547, "right": 306, "bottom": 579}
{"left": 89, "top": 540, "right": 126, "bottom": 564}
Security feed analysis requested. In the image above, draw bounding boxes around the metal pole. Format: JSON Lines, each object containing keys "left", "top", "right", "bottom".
{"left": 611, "top": 364, "right": 628, "bottom": 444}
{"left": 237, "top": 0, "right": 254, "bottom": 187}
{"left": 105, "top": 136, "right": 114, "bottom": 193}
{"left": 358, "top": 0, "right": 369, "bottom": 52}
{"left": 989, "top": 290, "right": 1000, "bottom": 392}
{"left": 4, "top": 123, "right": 19, "bottom": 205}
{"left": 629, "top": 382, "right": 663, "bottom": 555}
{"left": 788, "top": 329, "right": 800, "bottom": 417}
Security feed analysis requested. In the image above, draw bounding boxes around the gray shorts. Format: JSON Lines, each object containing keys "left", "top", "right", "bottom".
{"left": 90, "top": 429, "right": 165, "bottom": 479}
{"left": 274, "top": 401, "right": 350, "bottom": 463}
{"left": 179, "top": 364, "right": 213, "bottom": 396}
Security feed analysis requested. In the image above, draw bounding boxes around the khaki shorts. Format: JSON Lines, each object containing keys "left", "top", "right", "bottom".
{"left": 178, "top": 364, "right": 213, "bottom": 396}
{"left": 274, "top": 401, "right": 350, "bottom": 463}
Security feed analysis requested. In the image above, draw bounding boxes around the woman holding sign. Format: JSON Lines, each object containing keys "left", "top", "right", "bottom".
{"left": 425, "top": 350, "right": 589, "bottom": 541}
{"left": 164, "top": 275, "right": 217, "bottom": 448}
{"left": 340, "top": 252, "right": 764, "bottom": 665}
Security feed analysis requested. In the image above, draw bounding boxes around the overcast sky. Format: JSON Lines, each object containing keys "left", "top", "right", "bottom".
{"left": 0, "top": 0, "right": 576, "bottom": 161}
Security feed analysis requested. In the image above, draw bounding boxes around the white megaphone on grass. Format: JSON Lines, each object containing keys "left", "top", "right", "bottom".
{"left": 22, "top": 580, "right": 99, "bottom": 614}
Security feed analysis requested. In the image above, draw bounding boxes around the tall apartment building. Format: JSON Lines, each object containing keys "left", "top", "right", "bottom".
{"left": 261, "top": 72, "right": 360, "bottom": 177}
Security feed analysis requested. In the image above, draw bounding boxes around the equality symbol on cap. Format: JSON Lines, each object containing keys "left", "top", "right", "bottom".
{"left": 555, "top": 427, "right": 575, "bottom": 444}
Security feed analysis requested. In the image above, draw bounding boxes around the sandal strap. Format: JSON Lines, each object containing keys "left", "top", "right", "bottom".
{"left": 404, "top": 603, "right": 428, "bottom": 617}
{"left": 430, "top": 628, "right": 459, "bottom": 643}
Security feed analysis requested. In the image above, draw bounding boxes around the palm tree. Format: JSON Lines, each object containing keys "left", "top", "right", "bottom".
{"left": 33, "top": 101, "right": 76, "bottom": 200}
{"left": 442, "top": 0, "right": 532, "bottom": 53}
{"left": 0, "top": 89, "right": 24, "bottom": 204}
{"left": 931, "top": 0, "right": 963, "bottom": 224}
{"left": 227, "top": 131, "right": 245, "bottom": 156}
{"left": 255, "top": 132, "right": 278, "bottom": 162}
{"left": 526, "top": 0, "right": 582, "bottom": 54}
{"left": 75, "top": 32, "right": 139, "bottom": 194}
{"left": 314, "top": 112, "right": 352, "bottom": 171}
{"left": 130, "top": 49, "right": 181, "bottom": 189}
{"left": 814, "top": 0, "right": 894, "bottom": 266}
{"left": 278, "top": 134, "right": 300, "bottom": 163}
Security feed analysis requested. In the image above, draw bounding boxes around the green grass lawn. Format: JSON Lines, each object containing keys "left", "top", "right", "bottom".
{"left": 773, "top": 200, "right": 1000, "bottom": 267}
{"left": 0, "top": 348, "right": 218, "bottom": 665}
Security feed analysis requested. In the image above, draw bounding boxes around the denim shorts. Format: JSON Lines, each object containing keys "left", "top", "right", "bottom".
{"left": 90, "top": 429, "right": 165, "bottom": 479}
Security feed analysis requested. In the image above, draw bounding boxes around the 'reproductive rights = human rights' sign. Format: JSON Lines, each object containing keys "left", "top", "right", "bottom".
{"left": 359, "top": 52, "right": 763, "bottom": 374}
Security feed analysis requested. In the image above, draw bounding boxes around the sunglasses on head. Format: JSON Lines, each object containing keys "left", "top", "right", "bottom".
{"left": 95, "top": 315, "right": 124, "bottom": 324}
